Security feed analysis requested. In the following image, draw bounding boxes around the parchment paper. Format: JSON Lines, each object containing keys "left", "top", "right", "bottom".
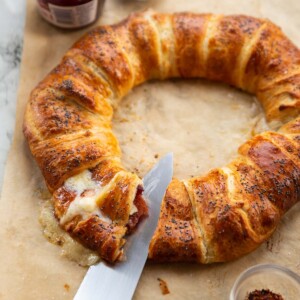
{"left": 1, "top": 0, "right": 300, "bottom": 299}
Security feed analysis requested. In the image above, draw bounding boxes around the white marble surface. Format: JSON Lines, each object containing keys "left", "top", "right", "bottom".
{"left": 0, "top": 0, "right": 26, "bottom": 191}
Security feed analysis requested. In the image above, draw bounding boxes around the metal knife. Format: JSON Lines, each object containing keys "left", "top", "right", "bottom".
{"left": 74, "top": 153, "right": 174, "bottom": 300}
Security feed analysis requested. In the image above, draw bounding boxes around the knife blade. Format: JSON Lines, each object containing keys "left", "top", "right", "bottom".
{"left": 74, "top": 153, "right": 173, "bottom": 300}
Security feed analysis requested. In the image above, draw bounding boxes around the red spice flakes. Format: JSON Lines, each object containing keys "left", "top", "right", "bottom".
{"left": 64, "top": 283, "right": 70, "bottom": 292}
{"left": 246, "top": 289, "right": 284, "bottom": 300}
{"left": 157, "top": 278, "right": 170, "bottom": 295}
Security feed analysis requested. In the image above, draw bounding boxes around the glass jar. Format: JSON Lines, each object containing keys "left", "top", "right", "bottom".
{"left": 37, "top": 0, "right": 105, "bottom": 29}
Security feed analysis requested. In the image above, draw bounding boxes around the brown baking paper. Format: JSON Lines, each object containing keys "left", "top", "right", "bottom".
{"left": 1, "top": 0, "right": 300, "bottom": 299}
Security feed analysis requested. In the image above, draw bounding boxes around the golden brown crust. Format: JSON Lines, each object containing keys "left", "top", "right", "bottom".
{"left": 71, "top": 26, "right": 134, "bottom": 98}
{"left": 172, "top": 13, "right": 211, "bottom": 78}
{"left": 205, "top": 15, "right": 262, "bottom": 85}
{"left": 186, "top": 168, "right": 262, "bottom": 262}
{"left": 23, "top": 10, "right": 300, "bottom": 263}
{"left": 149, "top": 179, "right": 203, "bottom": 262}
{"left": 31, "top": 130, "right": 120, "bottom": 191}
{"left": 67, "top": 215, "right": 127, "bottom": 262}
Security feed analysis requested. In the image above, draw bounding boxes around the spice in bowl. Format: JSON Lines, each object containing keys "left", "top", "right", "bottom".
{"left": 246, "top": 289, "right": 284, "bottom": 300}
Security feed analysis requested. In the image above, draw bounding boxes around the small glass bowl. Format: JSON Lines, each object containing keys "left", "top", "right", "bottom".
{"left": 230, "top": 264, "right": 300, "bottom": 300}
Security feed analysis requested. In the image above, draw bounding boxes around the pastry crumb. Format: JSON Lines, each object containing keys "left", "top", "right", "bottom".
{"left": 157, "top": 278, "right": 170, "bottom": 295}
{"left": 64, "top": 284, "right": 70, "bottom": 292}
{"left": 154, "top": 154, "right": 159, "bottom": 159}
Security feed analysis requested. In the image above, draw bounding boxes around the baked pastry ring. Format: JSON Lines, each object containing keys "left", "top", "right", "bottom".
{"left": 23, "top": 10, "right": 300, "bottom": 263}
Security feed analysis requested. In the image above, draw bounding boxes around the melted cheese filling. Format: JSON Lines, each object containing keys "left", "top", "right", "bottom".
{"left": 60, "top": 169, "right": 140, "bottom": 225}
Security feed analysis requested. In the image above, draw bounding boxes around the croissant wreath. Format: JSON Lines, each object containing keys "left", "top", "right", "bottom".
{"left": 23, "top": 10, "right": 300, "bottom": 263}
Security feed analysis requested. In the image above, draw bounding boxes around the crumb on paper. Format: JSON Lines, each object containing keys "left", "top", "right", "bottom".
{"left": 266, "top": 239, "right": 274, "bottom": 252}
{"left": 154, "top": 154, "right": 159, "bottom": 159}
{"left": 265, "top": 232, "right": 281, "bottom": 254}
{"left": 64, "top": 284, "right": 70, "bottom": 292}
{"left": 119, "top": 118, "right": 129, "bottom": 123}
{"left": 157, "top": 278, "right": 170, "bottom": 295}
{"left": 35, "top": 187, "right": 51, "bottom": 200}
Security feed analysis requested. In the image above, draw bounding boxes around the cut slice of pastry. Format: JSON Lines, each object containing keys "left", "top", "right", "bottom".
{"left": 53, "top": 159, "right": 148, "bottom": 262}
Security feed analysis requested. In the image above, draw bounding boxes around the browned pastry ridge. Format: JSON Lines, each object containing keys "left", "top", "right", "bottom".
{"left": 23, "top": 10, "right": 300, "bottom": 263}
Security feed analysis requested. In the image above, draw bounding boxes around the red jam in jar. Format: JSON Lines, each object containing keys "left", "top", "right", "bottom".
{"left": 37, "top": 0, "right": 105, "bottom": 29}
